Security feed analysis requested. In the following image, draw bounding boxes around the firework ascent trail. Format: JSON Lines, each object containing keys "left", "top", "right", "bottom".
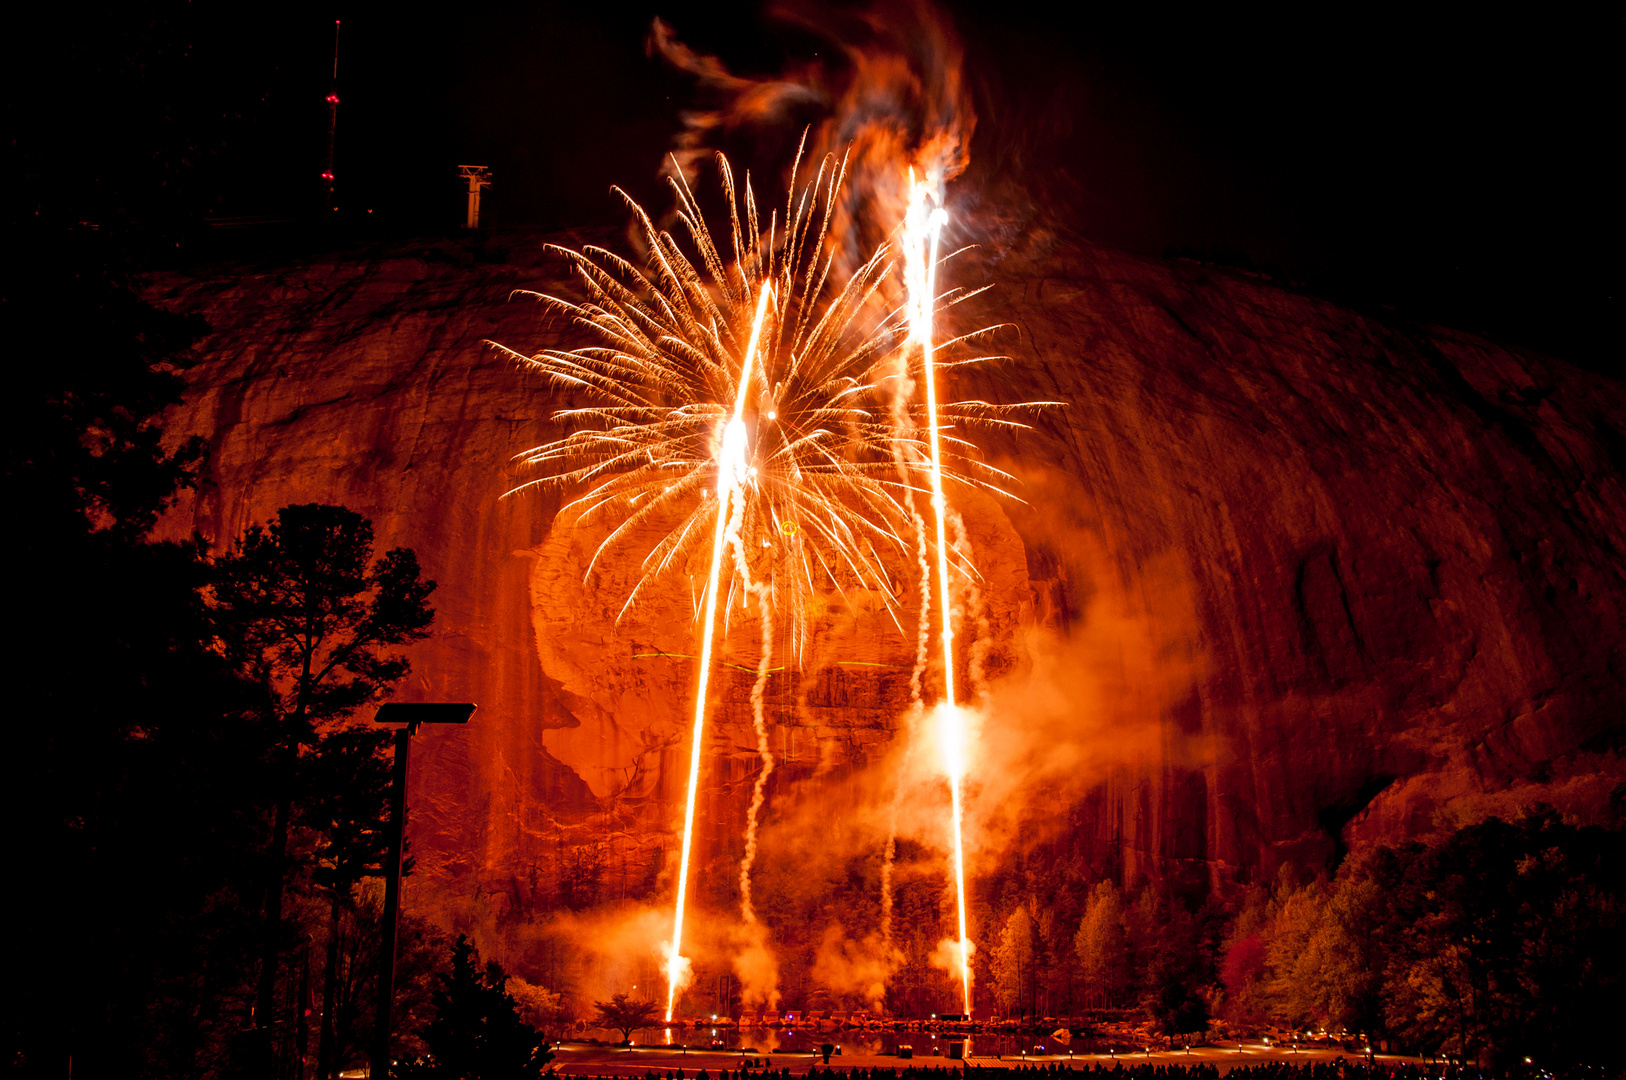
{"left": 904, "top": 170, "right": 973, "bottom": 1016}
{"left": 666, "top": 281, "right": 773, "bottom": 1021}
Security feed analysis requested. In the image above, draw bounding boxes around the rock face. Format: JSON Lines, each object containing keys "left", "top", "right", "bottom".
{"left": 148, "top": 230, "right": 1626, "bottom": 926}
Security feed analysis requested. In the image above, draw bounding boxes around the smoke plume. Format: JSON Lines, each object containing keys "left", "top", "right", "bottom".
{"left": 928, "top": 935, "right": 975, "bottom": 993}
{"left": 649, "top": 0, "right": 975, "bottom": 275}
{"left": 811, "top": 923, "right": 901, "bottom": 1012}
{"left": 730, "top": 919, "right": 783, "bottom": 1010}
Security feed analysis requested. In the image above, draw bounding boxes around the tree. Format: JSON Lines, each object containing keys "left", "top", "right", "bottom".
{"left": 508, "top": 979, "right": 564, "bottom": 1035}
{"left": 558, "top": 842, "right": 607, "bottom": 910}
{"left": 212, "top": 503, "right": 435, "bottom": 1030}
{"left": 1035, "top": 904, "right": 1078, "bottom": 1017}
{"left": 1261, "top": 876, "right": 1327, "bottom": 1026}
{"left": 992, "top": 906, "right": 1040, "bottom": 1019}
{"left": 1381, "top": 809, "right": 1623, "bottom": 1069}
{"left": 390, "top": 913, "right": 458, "bottom": 1063}
{"left": 1218, "top": 883, "right": 1271, "bottom": 1025}
{"left": 1137, "top": 898, "right": 1210, "bottom": 1038}
{"left": 1220, "top": 932, "right": 1267, "bottom": 1025}
{"left": 411, "top": 936, "right": 552, "bottom": 1079}
{"left": 308, "top": 725, "right": 399, "bottom": 1080}
{"left": 592, "top": 993, "right": 662, "bottom": 1044}
{"left": 1074, "top": 881, "right": 1129, "bottom": 1008}
{"left": 1299, "top": 866, "right": 1390, "bottom": 1034}
{"left": 6, "top": 216, "right": 275, "bottom": 1078}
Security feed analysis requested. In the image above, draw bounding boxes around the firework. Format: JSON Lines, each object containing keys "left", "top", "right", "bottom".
{"left": 497, "top": 144, "right": 1041, "bottom": 1019}
{"left": 664, "top": 280, "right": 772, "bottom": 1019}
{"left": 900, "top": 168, "right": 974, "bottom": 1016}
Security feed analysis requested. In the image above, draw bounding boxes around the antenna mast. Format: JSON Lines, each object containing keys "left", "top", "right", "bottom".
{"left": 322, "top": 19, "right": 341, "bottom": 213}
{"left": 458, "top": 166, "right": 492, "bottom": 229}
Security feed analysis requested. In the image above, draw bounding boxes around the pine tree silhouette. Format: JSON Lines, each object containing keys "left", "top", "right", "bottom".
{"left": 413, "top": 935, "right": 553, "bottom": 1080}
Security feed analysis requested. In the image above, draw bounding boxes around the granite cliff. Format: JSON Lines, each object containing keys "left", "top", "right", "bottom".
{"left": 148, "top": 230, "right": 1626, "bottom": 931}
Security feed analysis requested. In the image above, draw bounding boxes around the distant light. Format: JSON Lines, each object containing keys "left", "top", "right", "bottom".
{"left": 321, "top": 171, "right": 334, "bottom": 180}
{"left": 326, "top": 93, "right": 340, "bottom": 104}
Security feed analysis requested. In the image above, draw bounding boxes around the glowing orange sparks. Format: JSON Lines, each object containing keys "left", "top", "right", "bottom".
{"left": 905, "top": 171, "right": 971, "bottom": 1016}
{"left": 665, "top": 280, "right": 774, "bottom": 1022}
{"left": 936, "top": 702, "right": 972, "bottom": 1015}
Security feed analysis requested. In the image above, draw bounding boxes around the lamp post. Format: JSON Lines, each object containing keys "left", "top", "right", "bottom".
{"left": 370, "top": 702, "right": 475, "bottom": 1080}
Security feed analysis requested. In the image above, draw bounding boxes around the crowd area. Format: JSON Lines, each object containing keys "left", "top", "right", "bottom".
{"left": 546, "top": 1061, "right": 1607, "bottom": 1080}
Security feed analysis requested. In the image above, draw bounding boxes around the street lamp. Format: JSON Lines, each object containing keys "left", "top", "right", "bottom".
{"left": 370, "top": 702, "right": 475, "bottom": 1080}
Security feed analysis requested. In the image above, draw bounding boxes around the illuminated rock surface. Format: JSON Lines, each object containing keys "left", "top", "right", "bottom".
{"left": 149, "top": 231, "right": 1626, "bottom": 919}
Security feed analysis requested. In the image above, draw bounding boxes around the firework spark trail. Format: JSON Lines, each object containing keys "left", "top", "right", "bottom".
{"left": 880, "top": 351, "right": 933, "bottom": 953}
{"left": 663, "top": 468, "right": 727, "bottom": 1019}
{"left": 941, "top": 702, "right": 971, "bottom": 1013}
{"left": 736, "top": 573, "right": 776, "bottom": 925}
{"left": 910, "top": 186, "right": 956, "bottom": 708}
{"left": 716, "top": 420, "right": 776, "bottom": 931}
{"left": 877, "top": 175, "right": 947, "bottom": 965}
{"left": 665, "top": 281, "right": 772, "bottom": 1021}
{"left": 904, "top": 171, "right": 973, "bottom": 1016}
{"left": 714, "top": 340, "right": 778, "bottom": 932}
{"left": 949, "top": 509, "right": 994, "bottom": 697}
{"left": 890, "top": 353, "right": 934, "bottom": 711}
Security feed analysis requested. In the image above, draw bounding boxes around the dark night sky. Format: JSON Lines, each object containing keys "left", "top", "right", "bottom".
{"left": 7, "top": 2, "right": 1620, "bottom": 368}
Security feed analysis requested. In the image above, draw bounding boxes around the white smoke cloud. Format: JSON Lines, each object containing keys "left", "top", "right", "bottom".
{"left": 811, "top": 923, "right": 902, "bottom": 1012}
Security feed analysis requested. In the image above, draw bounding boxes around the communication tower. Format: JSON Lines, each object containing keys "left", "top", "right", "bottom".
{"left": 323, "top": 20, "right": 341, "bottom": 212}
{"left": 458, "top": 166, "right": 492, "bottom": 229}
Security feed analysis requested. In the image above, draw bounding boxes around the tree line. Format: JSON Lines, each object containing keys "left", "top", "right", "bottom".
{"left": 3, "top": 191, "right": 463, "bottom": 1077}
{"left": 980, "top": 808, "right": 1620, "bottom": 1072}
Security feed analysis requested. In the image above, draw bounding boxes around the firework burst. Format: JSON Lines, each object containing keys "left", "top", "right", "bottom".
{"left": 495, "top": 142, "right": 1042, "bottom": 1018}
{"left": 496, "top": 146, "right": 1027, "bottom": 658}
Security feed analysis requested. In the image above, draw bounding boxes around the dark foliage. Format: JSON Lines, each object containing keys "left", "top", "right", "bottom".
{"left": 1137, "top": 898, "right": 1214, "bottom": 1037}
{"left": 300, "top": 895, "right": 452, "bottom": 1078}
{"left": 213, "top": 504, "right": 436, "bottom": 737}
{"left": 592, "top": 993, "right": 662, "bottom": 1043}
{"left": 406, "top": 936, "right": 553, "bottom": 1080}
{"left": 3, "top": 222, "right": 270, "bottom": 1079}
{"left": 1379, "top": 809, "right": 1623, "bottom": 1069}
{"left": 309, "top": 723, "right": 399, "bottom": 1080}
{"left": 306, "top": 724, "right": 399, "bottom": 896}
{"left": 3, "top": 242, "right": 437, "bottom": 1077}
{"left": 3, "top": 15, "right": 444, "bottom": 1076}
{"left": 211, "top": 502, "right": 434, "bottom": 1028}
